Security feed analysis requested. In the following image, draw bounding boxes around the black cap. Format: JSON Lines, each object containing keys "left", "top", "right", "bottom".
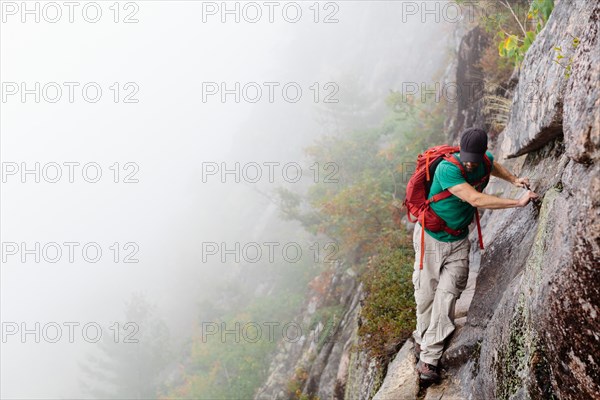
{"left": 459, "top": 128, "right": 488, "bottom": 163}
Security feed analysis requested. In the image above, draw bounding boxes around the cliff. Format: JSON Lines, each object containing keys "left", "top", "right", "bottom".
{"left": 256, "top": 0, "right": 599, "bottom": 398}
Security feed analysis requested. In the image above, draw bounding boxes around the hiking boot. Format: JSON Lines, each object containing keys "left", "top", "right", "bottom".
{"left": 416, "top": 360, "right": 441, "bottom": 382}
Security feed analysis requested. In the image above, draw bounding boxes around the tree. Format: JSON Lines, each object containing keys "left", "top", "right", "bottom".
{"left": 79, "top": 293, "right": 173, "bottom": 399}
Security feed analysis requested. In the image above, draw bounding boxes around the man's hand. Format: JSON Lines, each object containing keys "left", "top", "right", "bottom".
{"left": 516, "top": 190, "right": 540, "bottom": 207}
{"left": 512, "top": 177, "right": 530, "bottom": 188}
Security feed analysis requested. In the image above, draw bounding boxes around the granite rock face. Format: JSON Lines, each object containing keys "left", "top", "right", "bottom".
{"left": 256, "top": 1, "right": 599, "bottom": 398}
{"left": 501, "top": 0, "right": 600, "bottom": 160}
{"left": 563, "top": 1, "right": 600, "bottom": 163}
{"left": 446, "top": 1, "right": 600, "bottom": 399}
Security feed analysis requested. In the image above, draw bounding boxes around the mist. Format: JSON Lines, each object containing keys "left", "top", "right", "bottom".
{"left": 1, "top": 1, "right": 459, "bottom": 398}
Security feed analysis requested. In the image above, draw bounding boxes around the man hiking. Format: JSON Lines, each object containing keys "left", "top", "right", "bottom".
{"left": 410, "top": 128, "right": 539, "bottom": 382}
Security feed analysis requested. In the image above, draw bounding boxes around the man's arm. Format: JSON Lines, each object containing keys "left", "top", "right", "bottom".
{"left": 491, "top": 161, "right": 529, "bottom": 188}
{"left": 448, "top": 182, "right": 539, "bottom": 209}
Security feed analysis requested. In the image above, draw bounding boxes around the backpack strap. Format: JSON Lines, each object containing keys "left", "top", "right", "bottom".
{"left": 426, "top": 190, "right": 453, "bottom": 204}
{"left": 475, "top": 208, "right": 484, "bottom": 250}
{"left": 419, "top": 213, "right": 425, "bottom": 270}
{"left": 445, "top": 153, "right": 468, "bottom": 180}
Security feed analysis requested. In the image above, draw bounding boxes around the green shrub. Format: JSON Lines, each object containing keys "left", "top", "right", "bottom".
{"left": 462, "top": 0, "right": 555, "bottom": 67}
{"left": 358, "top": 231, "right": 416, "bottom": 361}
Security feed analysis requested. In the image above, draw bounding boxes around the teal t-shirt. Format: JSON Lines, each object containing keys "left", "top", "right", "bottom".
{"left": 425, "top": 150, "right": 494, "bottom": 242}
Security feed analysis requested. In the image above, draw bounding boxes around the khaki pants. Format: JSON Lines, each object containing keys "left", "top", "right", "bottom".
{"left": 411, "top": 222, "right": 470, "bottom": 366}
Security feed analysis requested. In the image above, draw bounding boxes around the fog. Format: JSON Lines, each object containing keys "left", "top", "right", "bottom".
{"left": 1, "top": 1, "right": 459, "bottom": 398}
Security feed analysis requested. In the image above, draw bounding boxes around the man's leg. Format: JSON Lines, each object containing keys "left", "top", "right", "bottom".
{"left": 419, "top": 237, "right": 470, "bottom": 367}
{"left": 411, "top": 223, "right": 447, "bottom": 350}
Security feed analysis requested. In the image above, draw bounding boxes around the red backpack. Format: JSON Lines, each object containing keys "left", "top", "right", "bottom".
{"left": 402, "top": 145, "right": 492, "bottom": 269}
